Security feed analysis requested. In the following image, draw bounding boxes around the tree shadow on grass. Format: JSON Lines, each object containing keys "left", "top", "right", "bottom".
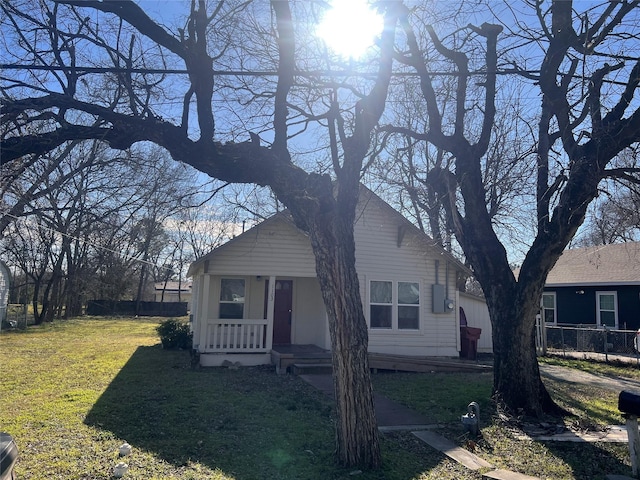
{"left": 84, "top": 345, "right": 446, "bottom": 480}
{"left": 536, "top": 378, "right": 633, "bottom": 478}
{"left": 541, "top": 440, "right": 631, "bottom": 480}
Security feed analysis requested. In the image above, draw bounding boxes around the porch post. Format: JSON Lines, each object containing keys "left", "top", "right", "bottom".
{"left": 199, "top": 274, "right": 211, "bottom": 351}
{"left": 190, "top": 276, "right": 201, "bottom": 349}
{"left": 265, "top": 276, "right": 276, "bottom": 350}
{"left": 455, "top": 290, "right": 461, "bottom": 353}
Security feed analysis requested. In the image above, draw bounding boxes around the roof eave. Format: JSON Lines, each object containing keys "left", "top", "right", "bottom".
{"left": 545, "top": 281, "right": 640, "bottom": 288}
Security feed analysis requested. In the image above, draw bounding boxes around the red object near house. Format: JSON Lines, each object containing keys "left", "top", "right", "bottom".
{"left": 460, "top": 326, "right": 482, "bottom": 360}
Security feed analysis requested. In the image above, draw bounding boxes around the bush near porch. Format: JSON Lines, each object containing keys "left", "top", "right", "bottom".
{"left": 0, "top": 317, "right": 632, "bottom": 479}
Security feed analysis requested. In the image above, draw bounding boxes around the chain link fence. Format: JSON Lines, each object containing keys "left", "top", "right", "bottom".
{"left": 1, "top": 304, "right": 32, "bottom": 330}
{"left": 546, "top": 324, "right": 640, "bottom": 362}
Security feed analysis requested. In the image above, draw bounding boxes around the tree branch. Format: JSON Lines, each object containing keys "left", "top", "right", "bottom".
{"left": 271, "top": 0, "right": 294, "bottom": 158}
{"left": 56, "top": 0, "right": 186, "bottom": 57}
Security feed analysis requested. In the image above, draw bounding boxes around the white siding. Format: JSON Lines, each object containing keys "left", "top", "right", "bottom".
{"left": 292, "top": 278, "right": 329, "bottom": 348}
{"left": 205, "top": 217, "right": 316, "bottom": 277}
{"left": 246, "top": 276, "right": 266, "bottom": 319}
{"left": 459, "top": 292, "right": 493, "bottom": 353}
{"left": 354, "top": 200, "right": 460, "bottom": 357}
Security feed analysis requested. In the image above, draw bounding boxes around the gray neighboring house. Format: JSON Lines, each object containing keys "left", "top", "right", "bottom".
{"left": 542, "top": 242, "right": 640, "bottom": 330}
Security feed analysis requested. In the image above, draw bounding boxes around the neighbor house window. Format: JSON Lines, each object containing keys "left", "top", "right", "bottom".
{"left": 219, "top": 278, "right": 245, "bottom": 319}
{"left": 370, "top": 281, "right": 392, "bottom": 329}
{"left": 596, "top": 291, "right": 617, "bottom": 328}
{"left": 369, "top": 280, "right": 420, "bottom": 330}
{"left": 541, "top": 293, "right": 556, "bottom": 324}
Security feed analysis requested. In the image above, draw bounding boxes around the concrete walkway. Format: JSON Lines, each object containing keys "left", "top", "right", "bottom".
{"left": 300, "top": 365, "right": 640, "bottom": 479}
{"left": 299, "top": 374, "right": 434, "bottom": 429}
{"left": 540, "top": 363, "right": 640, "bottom": 393}
{"left": 299, "top": 373, "right": 541, "bottom": 479}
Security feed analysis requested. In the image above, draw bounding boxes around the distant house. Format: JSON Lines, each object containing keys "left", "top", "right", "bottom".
{"left": 187, "top": 187, "right": 474, "bottom": 367}
{"left": 542, "top": 242, "right": 640, "bottom": 330}
{"left": 154, "top": 281, "right": 193, "bottom": 311}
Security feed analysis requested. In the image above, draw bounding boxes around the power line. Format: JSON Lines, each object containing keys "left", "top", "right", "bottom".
{"left": 0, "top": 63, "right": 540, "bottom": 78}
{"left": 2, "top": 63, "right": 632, "bottom": 86}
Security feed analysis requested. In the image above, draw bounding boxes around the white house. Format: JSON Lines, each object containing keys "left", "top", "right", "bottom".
{"left": 187, "top": 188, "right": 473, "bottom": 367}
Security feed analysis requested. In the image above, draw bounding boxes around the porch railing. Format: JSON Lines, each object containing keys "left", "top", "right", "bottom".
{"left": 201, "top": 318, "right": 270, "bottom": 353}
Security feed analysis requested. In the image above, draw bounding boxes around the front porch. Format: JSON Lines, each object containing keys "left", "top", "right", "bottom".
{"left": 197, "top": 333, "right": 332, "bottom": 370}
{"left": 197, "top": 317, "right": 273, "bottom": 367}
{"left": 198, "top": 329, "right": 491, "bottom": 374}
{"left": 192, "top": 271, "right": 330, "bottom": 368}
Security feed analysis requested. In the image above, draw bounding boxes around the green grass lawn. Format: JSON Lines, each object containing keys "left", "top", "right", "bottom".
{"left": 0, "top": 318, "right": 634, "bottom": 479}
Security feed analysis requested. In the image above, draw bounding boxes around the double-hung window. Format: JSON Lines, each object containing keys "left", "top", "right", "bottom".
{"left": 369, "top": 280, "right": 420, "bottom": 330}
{"left": 370, "top": 281, "right": 392, "bottom": 329}
{"left": 398, "top": 282, "right": 420, "bottom": 329}
{"left": 219, "top": 278, "right": 245, "bottom": 319}
{"left": 596, "top": 291, "right": 617, "bottom": 328}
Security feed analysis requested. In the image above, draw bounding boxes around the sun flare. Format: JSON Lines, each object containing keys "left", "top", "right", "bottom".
{"left": 316, "top": 1, "right": 384, "bottom": 59}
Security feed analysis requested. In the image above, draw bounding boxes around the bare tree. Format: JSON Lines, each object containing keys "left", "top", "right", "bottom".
{"left": 578, "top": 151, "right": 640, "bottom": 245}
{"left": 3, "top": 215, "right": 58, "bottom": 324}
{"left": 0, "top": 0, "right": 401, "bottom": 467}
{"left": 380, "top": 1, "right": 640, "bottom": 415}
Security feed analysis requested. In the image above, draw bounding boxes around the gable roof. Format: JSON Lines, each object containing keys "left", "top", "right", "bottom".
{"left": 188, "top": 186, "right": 470, "bottom": 277}
{"left": 545, "top": 242, "right": 640, "bottom": 287}
{"left": 186, "top": 211, "right": 301, "bottom": 277}
{"left": 357, "top": 186, "right": 470, "bottom": 275}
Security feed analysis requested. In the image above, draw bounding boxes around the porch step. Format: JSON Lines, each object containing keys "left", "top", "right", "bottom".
{"left": 291, "top": 363, "right": 333, "bottom": 375}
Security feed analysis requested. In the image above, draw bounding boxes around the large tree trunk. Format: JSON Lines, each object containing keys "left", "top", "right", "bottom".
{"left": 281, "top": 177, "right": 381, "bottom": 469}
{"left": 452, "top": 197, "right": 561, "bottom": 416}
{"left": 488, "top": 288, "right": 557, "bottom": 416}
{"left": 307, "top": 206, "right": 380, "bottom": 468}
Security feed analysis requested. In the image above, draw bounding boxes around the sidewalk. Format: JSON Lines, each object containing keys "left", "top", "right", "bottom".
{"left": 299, "top": 374, "right": 435, "bottom": 429}
{"left": 299, "top": 373, "right": 540, "bottom": 479}
{"left": 300, "top": 366, "right": 640, "bottom": 479}
{"left": 540, "top": 363, "right": 640, "bottom": 393}
{"left": 548, "top": 351, "right": 640, "bottom": 367}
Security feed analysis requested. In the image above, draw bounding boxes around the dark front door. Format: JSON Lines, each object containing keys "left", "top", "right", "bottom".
{"left": 270, "top": 280, "right": 293, "bottom": 345}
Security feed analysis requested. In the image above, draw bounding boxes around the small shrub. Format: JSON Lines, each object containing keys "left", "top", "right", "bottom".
{"left": 156, "top": 318, "right": 192, "bottom": 350}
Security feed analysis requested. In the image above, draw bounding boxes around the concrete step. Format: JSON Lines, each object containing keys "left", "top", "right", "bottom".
{"left": 412, "top": 430, "right": 493, "bottom": 471}
{"left": 291, "top": 363, "right": 332, "bottom": 375}
{"left": 483, "top": 469, "right": 540, "bottom": 480}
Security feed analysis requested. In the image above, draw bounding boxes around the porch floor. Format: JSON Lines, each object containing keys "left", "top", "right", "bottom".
{"left": 270, "top": 344, "right": 492, "bottom": 375}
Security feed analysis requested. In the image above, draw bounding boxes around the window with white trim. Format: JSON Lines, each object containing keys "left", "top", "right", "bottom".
{"left": 398, "top": 282, "right": 420, "bottom": 329}
{"left": 370, "top": 281, "right": 392, "bottom": 329}
{"left": 369, "top": 280, "right": 420, "bottom": 330}
{"left": 219, "top": 278, "right": 245, "bottom": 319}
{"left": 541, "top": 292, "right": 556, "bottom": 324}
{"left": 596, "top": 291, "right": 617, "bottom": 328}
